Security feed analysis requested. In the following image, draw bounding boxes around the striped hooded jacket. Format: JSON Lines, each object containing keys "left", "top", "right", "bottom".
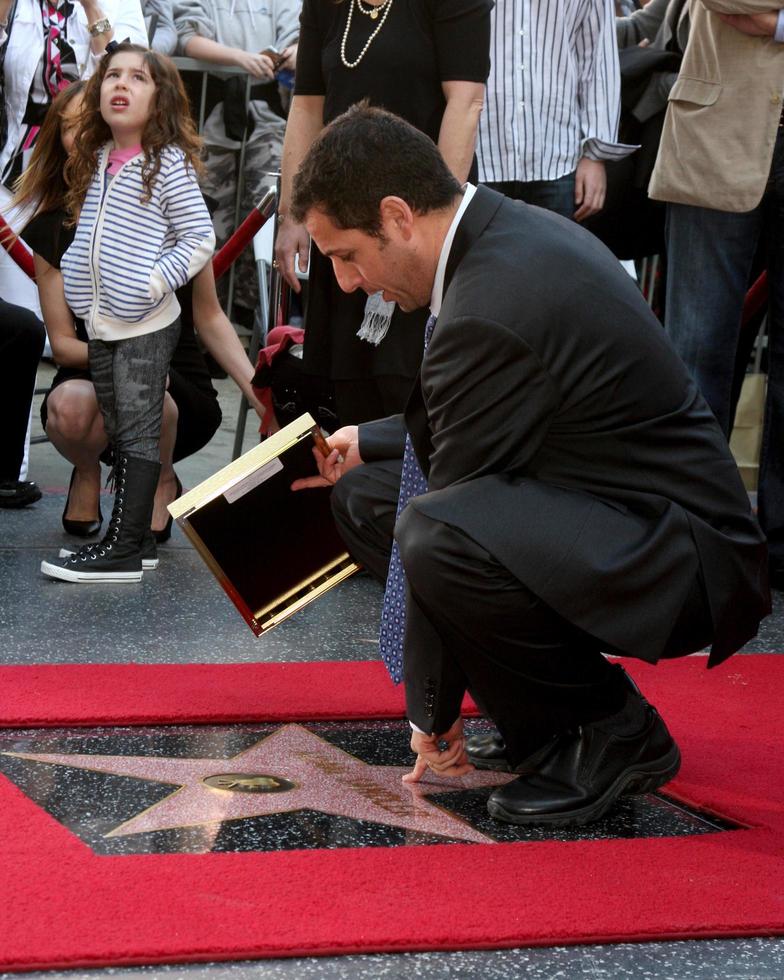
{"left": 62, "top": 143, "right": 215, "bottom": 341}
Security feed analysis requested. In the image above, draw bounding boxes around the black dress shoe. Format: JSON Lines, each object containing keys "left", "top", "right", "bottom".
{"left": 0, "top": 480, "right": 42, "bottom": 508}
{"left": 153, "top": 473, "right": 182, "bottom": 543}
{"left": 486, "top": 699, "right": 680, "bottom": 827}
{"left": 62, "top": 468, "right": 102, "bottom": 537}
{"left": 466, "top": 733, "right": 512, "bottom": 771}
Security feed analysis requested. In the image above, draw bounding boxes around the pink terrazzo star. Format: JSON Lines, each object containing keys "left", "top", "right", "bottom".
{"left": 4, "top": 724, "right": 516, "bottom": 845}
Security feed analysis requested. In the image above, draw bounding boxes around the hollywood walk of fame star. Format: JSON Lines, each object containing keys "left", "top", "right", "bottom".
{"left": 3, "top": 724, "right": 516, "bottom": 845}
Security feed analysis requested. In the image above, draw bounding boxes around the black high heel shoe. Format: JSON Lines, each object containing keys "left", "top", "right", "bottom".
{"left": 62, "top": 468, "right": 103, "bottom": 538}
{"left": 153, "top": 473, "right": 182, "bottom": 543}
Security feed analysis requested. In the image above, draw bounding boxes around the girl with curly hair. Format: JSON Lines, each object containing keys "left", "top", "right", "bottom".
{"left": 41, "top": 42, "right": 215, "bottom": 583}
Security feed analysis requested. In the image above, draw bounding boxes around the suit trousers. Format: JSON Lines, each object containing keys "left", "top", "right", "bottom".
{"left": 0, "top": 299, "right": 45, "bottom": 480}
{"left": 332, "top": 461, "right": 630, "bottom": 763}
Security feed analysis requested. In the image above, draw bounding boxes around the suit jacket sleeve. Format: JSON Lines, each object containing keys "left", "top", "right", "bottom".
{"left": 402, "top": 315, "right": 561, "bottom": 733}
{"left": 358, "top": 414, "right": 407, "bottom": 462}
{"left": 424, "top": 315, "right": 561, "bottom": 490}
{"left": 616, "top": 0, "right": 669, "bottom": 47}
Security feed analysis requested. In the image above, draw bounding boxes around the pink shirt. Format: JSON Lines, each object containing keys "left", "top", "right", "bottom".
{"left": 107, "top": 144, "right": 142, "bottom": 175}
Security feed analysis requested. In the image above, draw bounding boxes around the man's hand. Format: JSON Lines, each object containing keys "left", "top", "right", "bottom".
{"left": 233, "top": 50, "right": 276, "bottom": 79}
{"left": 716, "top": 11, "right": 778, "bottom": 36}
{"left": 402, "top": 717, "right": 474, "bottom": 783}
{"left": 290, "top": 425, "right": 362, "bottom": 490}
{"left": 279, "top": 43, "right": 297, "bottom": 70}
{"left": 573, "top": 158, "right": 607, "bottom": 222}
{"left": 274, "top": 217, "right": 310, "bottom": 293}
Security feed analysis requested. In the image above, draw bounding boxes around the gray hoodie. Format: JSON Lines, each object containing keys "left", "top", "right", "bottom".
{"left": 174, "top": 0, "right": 299, "bottom": 63}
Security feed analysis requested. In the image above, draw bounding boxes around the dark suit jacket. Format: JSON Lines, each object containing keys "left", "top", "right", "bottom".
{"left": 360, "top": 186, "right": 769, "bottom": 732}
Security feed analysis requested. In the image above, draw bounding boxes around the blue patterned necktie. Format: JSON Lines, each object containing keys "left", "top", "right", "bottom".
{"left": 377, "top": 314, "right": 437, "bottom": 683}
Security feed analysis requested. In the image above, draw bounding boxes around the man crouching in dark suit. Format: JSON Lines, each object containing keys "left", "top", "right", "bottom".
{"left": 289, "top": 104, "right": 770, "bottom": 827}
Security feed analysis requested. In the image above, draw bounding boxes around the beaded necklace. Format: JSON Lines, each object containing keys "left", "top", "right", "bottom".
{"left": 340, "top": 0, "right": 394, "bottom": 69}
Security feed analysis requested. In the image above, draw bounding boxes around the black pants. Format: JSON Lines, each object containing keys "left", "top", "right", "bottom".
{"left": 332, "top": 462, "right": 626, "bottom": 763}
{"left": 0, "top": 299, "right": 45, "bottom": 480}
{"left": 332, "top": 461, "right": 711, "bottom": 764}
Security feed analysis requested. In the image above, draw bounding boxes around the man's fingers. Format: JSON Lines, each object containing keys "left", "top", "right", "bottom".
{"left": 291, "top": 475, "right": 330, "bottom": 491}
{"left": 402, "top": 755, "right": 429, "bottom": 783}
{"left": 281, "top": 257, "right": 300, "bottom": 292}
{"left": 440, "top": 761, "right": 475, "bottom": 777}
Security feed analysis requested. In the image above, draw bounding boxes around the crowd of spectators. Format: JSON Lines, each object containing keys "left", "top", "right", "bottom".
{"left": 1, "top": 0, "right": 782, "bottom": 592}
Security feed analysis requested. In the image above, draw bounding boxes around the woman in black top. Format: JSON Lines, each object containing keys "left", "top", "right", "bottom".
{"left": 17, "top": 84, "right": 263, "bottom": 541}
{"left": 275, "top": 0, "right": 491, "bottom": 427}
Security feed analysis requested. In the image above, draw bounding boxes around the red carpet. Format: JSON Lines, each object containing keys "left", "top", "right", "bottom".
{"left": 0, "top": 656, "right": 783, "bottom": 971}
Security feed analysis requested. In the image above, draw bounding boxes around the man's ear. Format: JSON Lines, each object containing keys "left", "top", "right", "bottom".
{"left": 379, "top": 196, "right": 415, "bottom": 240}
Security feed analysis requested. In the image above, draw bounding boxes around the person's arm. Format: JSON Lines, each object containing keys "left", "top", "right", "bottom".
{"left": 34, "top": 254, "right": 88, "bottom": 369}
{"left": 274, "top": 0, "right": 300, "bottom": 54}
{"left": 700, "top": 0, "right": 781, "bottom": 16}
{"left": 190, "top": 264, "right": 264, "bottom": 418}
{"left": 402, "top": 717, "right": 473, "bottom": 783}
{"left": 144, "top": 0, "right": 178, "bottom": 54}
{"left": 425, "top": 315, "right": 560, "bottom": 491}
{"left": 616, "top": 0, "right": 670, "bottom": 47}
{"left": 274, "top": 94, "right": 325, "bottom": 292}
{"left": 290, "top": 425, "right": 364, "bottom": 490}
{"left": 78, "top": 0, "right": 148, "bottom": 71}
{"left": 182, "top": 35, "right": 276, "bottom": 79}
{"left": 151, "top": 156, "right": 215, "bottom": 299}
{"left": 0, "top": 0, "right": 12, "bottom": 43}
{"left": 712, "top": 9, "right": 780, "bottom": 35}
{"left": 437, "top": 80, "right": 486, "bottom": 184}
{"left": 574, "top": 0, "right": 636, "bottom": 221}
{"left": 77, "top": 0, "right": 115, "bottom": 55}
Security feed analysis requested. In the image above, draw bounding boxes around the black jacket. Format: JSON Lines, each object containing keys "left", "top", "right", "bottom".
{"left": 360, "top": 186, "right": 769, "bottom": 731}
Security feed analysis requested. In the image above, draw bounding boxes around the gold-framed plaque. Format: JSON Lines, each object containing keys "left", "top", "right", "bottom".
{"left": 168, "top": 413, "right": 359, "bottom": 635}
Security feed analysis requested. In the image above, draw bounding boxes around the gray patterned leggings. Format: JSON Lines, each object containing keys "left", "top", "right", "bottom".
{"left": 88, "top": 320, "right": 181, "bottom": 463}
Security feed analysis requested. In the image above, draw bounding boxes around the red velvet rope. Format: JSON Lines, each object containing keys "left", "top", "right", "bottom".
{"left": 742, "top": 271, "right": 769, "bottom": 329}
{"left": 0, "top": 212, "right": 35, "bottom": 279}
{"left": 212, "top": 190, "right": 277, "bottom": 281}
{"left": 0, "top": 190, "right": 277, "bottom": 286}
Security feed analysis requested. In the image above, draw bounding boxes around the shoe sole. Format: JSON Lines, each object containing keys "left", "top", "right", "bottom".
{"left": 41, "top": 560, "right": 143, "bottom": 583}
{"left": 0, "top": 491, "right": 42, "bottom": 508}
{"left": 469, "top": 756, "right": 513, "bottom": 773}
{"left": 486, "top": 743, "right": 681, "bottom": 828}
{"left": 58, "top": 548, "right": 158, "bottom": 570}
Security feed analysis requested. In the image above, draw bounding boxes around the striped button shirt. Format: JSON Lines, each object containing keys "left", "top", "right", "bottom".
{"left": 477, "top": 0, "right": 635, "bottom": 184}
{"left": 62, "top": 143, "right": 215, "bottom": 341}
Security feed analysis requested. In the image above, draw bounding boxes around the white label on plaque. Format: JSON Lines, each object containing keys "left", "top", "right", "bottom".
{"left": 223, "top": 457, "right": 284, "bottom": 503}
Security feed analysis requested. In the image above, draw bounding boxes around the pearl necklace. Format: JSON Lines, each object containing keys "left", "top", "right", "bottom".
{"left": 356, "top": 0, "right": 387, "bottom": 19}
{"left": 340, "top": 0, "right": 394, "bottom": 69}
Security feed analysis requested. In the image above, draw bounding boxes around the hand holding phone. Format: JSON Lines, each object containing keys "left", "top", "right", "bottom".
{"left": 261, "top": 46, "right": 284, "bottom": 71}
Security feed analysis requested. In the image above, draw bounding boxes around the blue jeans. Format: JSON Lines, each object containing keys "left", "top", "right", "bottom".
{"left": 484, "top": 173, "right": 576, "bottom": 220}
{"left": 665, "top": 128, "right": 784, "bottom": 563}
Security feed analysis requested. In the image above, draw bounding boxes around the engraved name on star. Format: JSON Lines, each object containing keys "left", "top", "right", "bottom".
{"left": 3, "top": 724, "right": 515, "bottom": 845}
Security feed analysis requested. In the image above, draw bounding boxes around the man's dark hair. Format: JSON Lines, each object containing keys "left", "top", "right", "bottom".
{"left": 290, "top": 103, "right": 462, "bottom": 236}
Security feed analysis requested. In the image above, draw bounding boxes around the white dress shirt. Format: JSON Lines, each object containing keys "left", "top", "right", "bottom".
{"left": 429, "top": 183, "right": 477, "bottom": 317}
{"left": 477, "top": 0, "right": 634, "bottom": 183}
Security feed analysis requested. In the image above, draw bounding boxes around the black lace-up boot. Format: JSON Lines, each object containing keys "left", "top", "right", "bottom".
{"left": 41, "top": 454, "right": 160, "bottom": 583}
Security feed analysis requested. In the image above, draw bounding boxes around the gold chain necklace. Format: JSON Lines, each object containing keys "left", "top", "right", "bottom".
{"left": 340, "top": 0, "right": 394, "bottom": 69}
